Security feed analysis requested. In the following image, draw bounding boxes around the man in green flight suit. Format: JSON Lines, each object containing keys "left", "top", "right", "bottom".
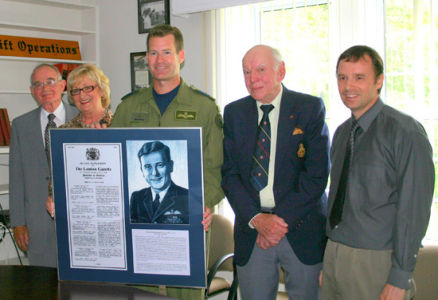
{"left": 111, "top": 24, "right": 224, "bottom": 300}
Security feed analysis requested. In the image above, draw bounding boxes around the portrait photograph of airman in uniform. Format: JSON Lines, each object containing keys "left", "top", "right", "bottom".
{"left": 127, "top": 140, "right": 189, "bottom": 225}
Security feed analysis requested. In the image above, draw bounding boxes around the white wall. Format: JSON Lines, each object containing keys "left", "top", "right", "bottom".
{"left": 98, "top": 0, "right": 214, "bottom": 111}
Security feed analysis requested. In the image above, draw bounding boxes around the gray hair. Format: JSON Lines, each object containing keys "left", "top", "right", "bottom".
{"left": 30, "top": 63, "right": 62, "bottom": 84}
{"left": 271, "top": 47, "right": 283, "bottom": 70}
{"left": 244, "top": 45, "right": 283, "bottom": 70}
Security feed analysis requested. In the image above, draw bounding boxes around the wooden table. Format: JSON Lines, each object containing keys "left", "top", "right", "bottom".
{"left": 0, "top": 265, "right": 177, "bottom": 300}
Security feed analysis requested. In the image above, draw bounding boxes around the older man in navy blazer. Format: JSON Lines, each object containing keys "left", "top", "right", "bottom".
{"left": 222, "top": 45, "right": 330, "bottom": 300}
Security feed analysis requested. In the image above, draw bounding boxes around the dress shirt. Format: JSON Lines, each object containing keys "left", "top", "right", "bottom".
{"left": 40, "top": 102, "right": 66, "bottom": 141}
{"left": 258, "top": 85, "right": 283, "bottom": 208}
{"left": 151, "top": 184, "right": 171, "bottom": 204}
{"left": 327, "top": 98, "right": 435, "bottom": 289}
{"left": 248, "top": 86, "right": 282, "bottom": 228}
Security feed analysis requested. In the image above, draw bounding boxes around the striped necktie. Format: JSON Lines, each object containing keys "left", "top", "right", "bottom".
{"left": 250, "top": 104, "right": 274, "bottom": 191}
{"left": 44, "top": 113, "right": 57, "bottom": 163}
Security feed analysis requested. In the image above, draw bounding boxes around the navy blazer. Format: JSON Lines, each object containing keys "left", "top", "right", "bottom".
{"left": 222, "top": 86, "right": 330, "bottom": 266}
{"left": 130, "top": 181, "right": 189, "bottom": 224}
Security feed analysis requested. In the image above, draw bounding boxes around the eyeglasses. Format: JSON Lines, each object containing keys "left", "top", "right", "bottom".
{"left": 31, "top": 78, "right": 59, "bottom": 89}
{"left": 70, "top": 85, "right": 97, "bottom": 96}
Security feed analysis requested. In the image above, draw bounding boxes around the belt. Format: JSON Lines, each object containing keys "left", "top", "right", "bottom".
{"left": 261, "top": 207, "right": 275, "bottom": 214}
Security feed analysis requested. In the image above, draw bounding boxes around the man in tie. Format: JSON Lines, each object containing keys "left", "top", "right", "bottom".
{"left": 130, "top": 141, "right": 189, "bottom": 224}
{"left": 222, "top": 44, "right": 330, "bottom": 300}
{"left": 320, "top": 45, "right": 435, "bottom": 300}
{"left": 9, "top": 63, "right": 78, "bottom": 267}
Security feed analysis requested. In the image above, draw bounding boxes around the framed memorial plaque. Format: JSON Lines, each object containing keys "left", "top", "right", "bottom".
{"left": 50, "top": 128, "right": 206, "bottom": 288}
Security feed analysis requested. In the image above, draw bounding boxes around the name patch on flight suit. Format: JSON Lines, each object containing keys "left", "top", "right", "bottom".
{"left": 175, "top": 110, "right": 197, "bottom": 120}
{"left": 130, "top": 112, "right": 148, "bottom": 122}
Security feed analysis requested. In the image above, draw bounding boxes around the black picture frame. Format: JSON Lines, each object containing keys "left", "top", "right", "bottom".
{"left": 130, "top": 51, "right": 151, "bottom": 92}
{"left": 138, "top": 0, "right": 170, "bottom": 34}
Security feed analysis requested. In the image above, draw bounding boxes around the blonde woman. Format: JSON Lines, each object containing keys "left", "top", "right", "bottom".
{"left": 46, "top": 63, "right": 113, "bottom": 217}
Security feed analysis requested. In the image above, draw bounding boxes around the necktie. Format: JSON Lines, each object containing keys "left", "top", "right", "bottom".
{"left": 45, "top": 114, "right": 57, "bottom": 164}
{"left": 250, "top": 104, "right": 274, "bottom": 191}
{"left": 153, "top": 193, "right": 160, "bottom": 214}
{"left": 329, "top": 119, "right": 360, "bottom": 229}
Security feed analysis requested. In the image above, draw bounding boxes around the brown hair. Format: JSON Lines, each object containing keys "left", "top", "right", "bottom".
{"left": 336, "top": 45, "right": 384, "bottom": 93}
{"left": 146, "top": 24, "right": 184, "bottom": 53}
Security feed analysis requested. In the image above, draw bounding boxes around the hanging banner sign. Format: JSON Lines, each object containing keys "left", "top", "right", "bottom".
{"left": 0, "top": 34, "right": 82, "bottom": 60}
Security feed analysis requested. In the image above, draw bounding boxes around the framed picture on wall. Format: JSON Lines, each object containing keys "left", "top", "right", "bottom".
{"left": 130, "top": 51, "right": 151, "bottom": 92}
{"left": 138, "top": 0, "right": 170, "bottom": 34}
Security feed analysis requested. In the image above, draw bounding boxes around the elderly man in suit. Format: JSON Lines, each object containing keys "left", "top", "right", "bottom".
{"left": 222, "top": 45, "right": 330, "bottom": 300}
{"left": 10, "top": 63, "right": 77, "bottom": 267}
{"left": 130, "top": 141, "right": 189, "bottom": 224}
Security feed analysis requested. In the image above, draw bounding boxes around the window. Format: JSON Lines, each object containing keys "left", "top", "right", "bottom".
{"left": 385, "top": 0, "right": 438, "bottom": 242}
{"left": 216, "top": 0, "right": 333, "bottom": 217}
{"left": 216, "top": 0, "right": 330, "bottom": 111}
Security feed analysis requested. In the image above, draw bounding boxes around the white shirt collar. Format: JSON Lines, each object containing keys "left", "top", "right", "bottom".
{"left": 40, "top": 101, "right": 66, "bottom": 126}
{"left": 151, "top": 184, "right": 171, "bottom": 203}
{"left": 256, "top": 84, "right": 283, "bottom": 111}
